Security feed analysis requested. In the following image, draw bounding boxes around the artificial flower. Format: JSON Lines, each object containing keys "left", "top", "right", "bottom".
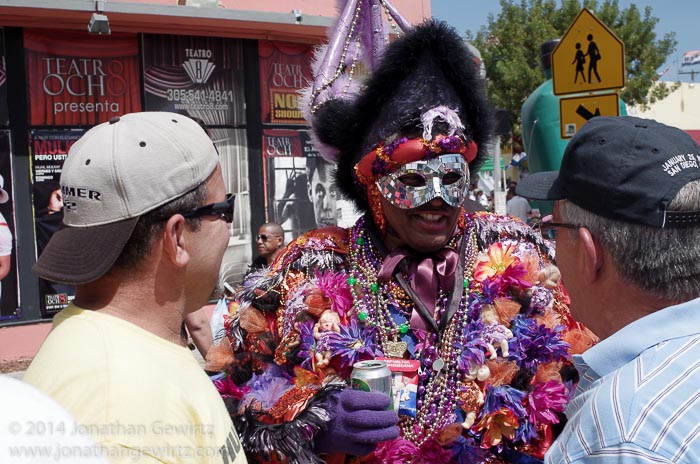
{"left": 414, "top": 438, "right": 453, "bottom": 463}
{"left": 326, "top": 319, "right": 383, "bottom": 370}
{"left": 456, "top": 320, "right": 487, "bottom": 372}
{"left": 526, "top": 380, "right": 568, "bottom": 425}
{"left": 449, "top": 435, "right": 490, "bottom": 464}
{"left": 240, "top": 369, "right": 294, "bottom": 411}
{"left": 474, "top": 243, "right": 519, "bottom": 282}
{"left": 295, "top": 320, "right": 318, "bottom": 371}
{"left": 483, "top": 385, "right": 527, "bottom": 418}
{"left": 366, "top": 436, "right": 417, "bottom": 464}
{"left": 509, "top": 316, "right": 570, "bottom": 371}
{"left": 314, "top": 270, "right": 353, "bottom": 318}
{"left": 213, "top": 376, "right": 250, "bottom": 400}
{"left": 473, "top": 407, "right": 519, "bottom": 448}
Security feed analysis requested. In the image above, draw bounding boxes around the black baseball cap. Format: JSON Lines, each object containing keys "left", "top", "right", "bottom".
{"left": 516, "top": 116, "right": 700, "bottom": 228}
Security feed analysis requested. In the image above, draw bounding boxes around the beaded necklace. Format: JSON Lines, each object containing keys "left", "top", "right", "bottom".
{"left": 348, "top": 215, "right": 480, "bottom": 446}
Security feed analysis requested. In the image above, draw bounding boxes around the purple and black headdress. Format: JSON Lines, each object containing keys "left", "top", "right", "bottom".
{"left": 301, "top": 8, "right": 494, "bottom": 213}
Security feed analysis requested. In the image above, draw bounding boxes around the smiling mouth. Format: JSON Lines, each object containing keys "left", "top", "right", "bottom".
{"left": 415, "top": 212, "right": 444, "bottom": 223}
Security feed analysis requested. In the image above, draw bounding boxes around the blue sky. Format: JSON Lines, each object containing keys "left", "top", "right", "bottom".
{"left": 430, "top": 0, "right": 698, "bottom": 83}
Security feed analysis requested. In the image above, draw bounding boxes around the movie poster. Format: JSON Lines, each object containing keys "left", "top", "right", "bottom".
{"left": 29, "top": 129, "right": 83, "bottom": 316}
{"left": 262, "top": 128, "right": 357, "bottom": 241}
{"left": 24, "top": 30, "right": 141, "bottom": 126}
{"left": 0, "top": 29, "right": 8, "bottom": 126}
{"left": 258, "top": 41, "right": 313, "bottom": 125}
{"left": 142, "top": 34, "right": 246, "bottom": 127}
{"left": 0, "top": 131, "right": 19, "bottom": 319}
{"left": 210, "top": 128, "right": 252, "bottom": 287}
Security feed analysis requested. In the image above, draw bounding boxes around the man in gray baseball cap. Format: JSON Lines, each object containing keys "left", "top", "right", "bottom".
{"left": 25, "top": 112, "right": 247, "bottom": 463}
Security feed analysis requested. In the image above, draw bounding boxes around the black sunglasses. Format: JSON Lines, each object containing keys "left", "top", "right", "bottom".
{"left": 181, "top": 193, "right": 236, "bottom": 223}
{"left": 256, "top": 234, "right": 280, "bottom": 242}
{"left": 533, "top": 220, "right": 581, "bottom": 240}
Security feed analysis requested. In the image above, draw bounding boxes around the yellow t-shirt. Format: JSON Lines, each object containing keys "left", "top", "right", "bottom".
{"left": 24, "top": 304, "right": 246, "bottom": 464}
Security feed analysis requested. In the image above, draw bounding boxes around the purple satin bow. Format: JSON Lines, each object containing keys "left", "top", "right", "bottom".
{"left": 378, "top": 247, "right": 459, "bottom": 330}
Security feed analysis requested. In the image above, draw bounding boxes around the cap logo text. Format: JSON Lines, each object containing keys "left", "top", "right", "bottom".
{"left": 662, "top": 153, "right": 698, "bottom": 177}
{"left": 61, "top": 186, "right": 102, "bottom": 201}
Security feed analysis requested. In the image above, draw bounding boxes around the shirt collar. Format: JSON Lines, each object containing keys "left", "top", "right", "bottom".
{"left": 575, "top": 296, "right": 700, "bottom": 378}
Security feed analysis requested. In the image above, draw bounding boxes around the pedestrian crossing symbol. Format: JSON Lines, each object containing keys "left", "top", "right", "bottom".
{"left": 552, "top": 8, "right": 625, "bottom": 96}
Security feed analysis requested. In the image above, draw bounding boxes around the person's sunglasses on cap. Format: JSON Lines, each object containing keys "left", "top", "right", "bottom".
{"left": 180, "top": 193, "right": 236, "bottom": 223}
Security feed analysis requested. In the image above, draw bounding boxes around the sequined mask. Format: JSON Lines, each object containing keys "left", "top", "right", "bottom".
{"left": 375, "top": 154, "right": 469, "bottom": 209}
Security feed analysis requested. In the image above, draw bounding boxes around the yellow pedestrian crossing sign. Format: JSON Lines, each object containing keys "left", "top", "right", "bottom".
{"left": 552, "top": 8, "right": 625, "bottom": 96}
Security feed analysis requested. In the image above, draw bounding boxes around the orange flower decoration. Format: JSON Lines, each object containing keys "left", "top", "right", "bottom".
{"left": 474, "top": 243, "right": 519, "bottom": 282}
{"left": 473, "top": 407, "right": 519, "bottom": 448}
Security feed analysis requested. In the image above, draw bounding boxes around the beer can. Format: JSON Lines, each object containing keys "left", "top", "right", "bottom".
{"left": 351, "top": 360, "right": 393, "bottom": 405}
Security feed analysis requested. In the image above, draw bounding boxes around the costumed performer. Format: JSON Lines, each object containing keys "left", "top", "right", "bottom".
{"left": 214, "top": 17, "right": 596, "bottom": 464}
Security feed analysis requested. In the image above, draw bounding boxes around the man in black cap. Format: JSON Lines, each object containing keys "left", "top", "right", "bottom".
{"left": 217, "top": 17, "right": 590, "bottom": 464}
{"left": 517, "top": 116, "right": 700, "bottom": 463}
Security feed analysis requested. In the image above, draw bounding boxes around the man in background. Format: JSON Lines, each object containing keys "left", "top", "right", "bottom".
{"left": 24, "top": 112, "right": 246, "bottom": 463}
{"left": 517, "top": 116, "right": 700, "bottom": 463}
{"left": 306, "top": 156, "right": 337, "bottom": 227}
{"left": 506, "top": 184, "right": 531, "bottom": 222}
{"left": 250, "top": 222, "right": 284, "bottom": 272}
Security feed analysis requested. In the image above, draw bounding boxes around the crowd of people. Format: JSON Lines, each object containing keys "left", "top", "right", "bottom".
{"left": 2, "top": 14, "right": 700, "bottom": 464}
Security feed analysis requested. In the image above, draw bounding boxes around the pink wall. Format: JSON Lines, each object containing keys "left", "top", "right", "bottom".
{"left": 109, "top": 0, "right": 432, "bottom": 24}
{"left": 0, "top": 323, "right": 51, "bottom": 362}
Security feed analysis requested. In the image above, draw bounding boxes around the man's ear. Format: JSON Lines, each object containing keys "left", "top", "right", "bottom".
{"left": 162, "top": 214, "right": 190, "bottom": 268}
{"left": 578, "top": 227, "right": 602, "bottom": 284}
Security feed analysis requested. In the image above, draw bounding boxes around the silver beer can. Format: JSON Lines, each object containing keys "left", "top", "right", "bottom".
{"left": 351, "top": 360, "right": 393, "bottom": 406}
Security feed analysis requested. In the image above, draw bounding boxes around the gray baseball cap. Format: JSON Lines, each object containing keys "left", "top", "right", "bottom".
{"left": 33, "top": 112, "right": 219, "bottom": 285}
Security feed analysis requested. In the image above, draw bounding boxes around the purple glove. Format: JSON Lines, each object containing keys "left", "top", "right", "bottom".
{"left": 314, "top": 388, "right": 400, "bottom": 456}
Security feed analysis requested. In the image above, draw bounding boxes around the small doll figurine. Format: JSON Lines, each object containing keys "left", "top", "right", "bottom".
{"left": 313, "top": 310, "right": 341, "bottom": 368}
{"left": 480, "top": 306, "right": 513, "bottom": 360}
{"left": 536, "top": 263, "right": 561, "bottom": 289}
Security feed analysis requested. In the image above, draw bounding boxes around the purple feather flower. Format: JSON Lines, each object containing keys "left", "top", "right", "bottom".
{"left": 509, "top": 316, "right": 571, "bottom": 371}
{"left": 456, "top": 320, "right": 487, "bottom": 372}
{"left": 482, "top": 385, "right": 527, "bottom": 418}
{"left": 241, "top": 368, "right": 294, "bottom": 411}
{"left": 326, "top": 319, "right": 383, "bottom": 370}
{"left": 450, "top": 435, "right": 490, "bottom": 464}
{"left": 296, "top": 320, "right": 318, "bottom": 370}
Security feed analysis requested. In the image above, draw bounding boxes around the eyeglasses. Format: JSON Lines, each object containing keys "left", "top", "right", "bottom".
{"left": 533, "top": 220, "right": 581, "bottom": 240}
{"left": 256, "top": 234, "right": 280, "bottom": 242}
{"left": 181, "top": 193, "right": 235, "bottom": 223}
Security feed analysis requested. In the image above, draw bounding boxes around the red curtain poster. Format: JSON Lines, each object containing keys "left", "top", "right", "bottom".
{"left": 24, "top": 29, "right": 141, "bottom": 126}
{"left": 0, "top": 131, "right": 18, "bottom": 319}
{"left": 258, "top": 41, "right": 314, "bottom": 125}
{"left": 142, "top": 34, "right": 246, "bottom": 127}
{"left": 29, "top": 129, "right": 84, "bottom": 316}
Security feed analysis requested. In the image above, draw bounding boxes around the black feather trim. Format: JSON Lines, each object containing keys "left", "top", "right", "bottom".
{"left": 233, "top": 383, "right": 345, "bottom": 464}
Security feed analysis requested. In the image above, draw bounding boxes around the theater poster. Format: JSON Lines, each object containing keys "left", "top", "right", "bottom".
{"left": 0, "top": 29, "right": 8, "bottom": 126}
{"left": 0, "top": 131, "right": 18, "bottom": 319}
{"left": 142, "top": 34, "right": 246, "bottom": 127}
{"left": 24, "top": 29, "right": 141, "bottom": 126}
{"left": 263, "top": 128, "right": 310, "bottom": 240}
{"left": 259, "top": 41, "right": 313, "bottom": 125}
{"left": 29, "top": 129, "right": 84, "bottom": 316}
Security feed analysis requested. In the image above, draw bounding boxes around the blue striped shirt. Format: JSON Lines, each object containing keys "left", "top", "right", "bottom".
{"left": 545, "top": 297, "right": 700, "bottom": 463}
